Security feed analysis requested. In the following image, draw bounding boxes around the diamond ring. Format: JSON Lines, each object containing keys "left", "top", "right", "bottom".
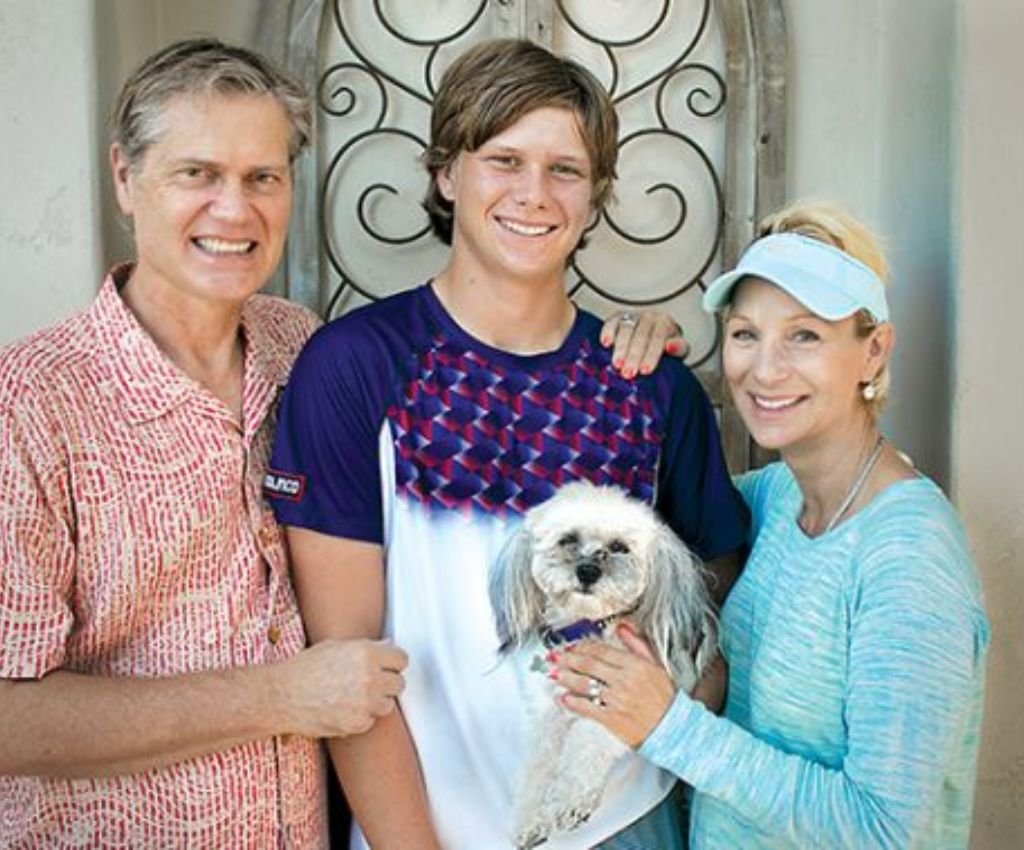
{"left": 587, "top": 678, "right": 606, "bottom": 707}
{"left": 618, "top": 312, "right": 638, "bottom": 328}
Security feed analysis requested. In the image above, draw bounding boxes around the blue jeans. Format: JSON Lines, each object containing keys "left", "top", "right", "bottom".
{"left": 592, "top": 782, "right": 689, "bottom": 850}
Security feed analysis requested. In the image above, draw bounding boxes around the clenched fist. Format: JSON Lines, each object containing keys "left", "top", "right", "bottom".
{"left": 276, "top": 639, "right": 408, "bottom": 738}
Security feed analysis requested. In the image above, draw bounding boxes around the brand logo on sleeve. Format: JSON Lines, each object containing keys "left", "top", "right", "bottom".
{"left": 263, "top": 470, "right": 306, "bottom": 502}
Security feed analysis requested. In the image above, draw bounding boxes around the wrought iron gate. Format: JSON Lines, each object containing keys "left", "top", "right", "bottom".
{"left": 258, "top": 0, "right": 786, "bottom": 472}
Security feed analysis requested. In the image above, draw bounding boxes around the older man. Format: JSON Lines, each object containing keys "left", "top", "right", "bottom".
{"left": 0, "top": 39, "right": 407, "bottom": 847}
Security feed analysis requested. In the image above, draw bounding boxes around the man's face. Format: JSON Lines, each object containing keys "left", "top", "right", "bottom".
{"left": 437, "top": 106, "right": 595, "bottom": 286}
{"left": 112, "top": 93, "right": 293, "bottom": 309}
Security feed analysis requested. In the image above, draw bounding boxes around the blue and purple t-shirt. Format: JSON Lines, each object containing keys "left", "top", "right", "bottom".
{"left": 268, "top": 283, "right": 746, "bottom": 849}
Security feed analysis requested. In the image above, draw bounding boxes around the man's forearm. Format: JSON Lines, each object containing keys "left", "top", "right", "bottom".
{"left": 0, "top": 666, "right": 285, "bottom": 778}
{"left": 330, "top": 708, "right": 441, "bottom": 850}
{"left": 0, "top": 634, "right": 402, "bottom": 779}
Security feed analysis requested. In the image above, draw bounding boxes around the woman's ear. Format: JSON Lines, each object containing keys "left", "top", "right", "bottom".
{"left": 863, "top": 322, "right": 895, "bottom": 383}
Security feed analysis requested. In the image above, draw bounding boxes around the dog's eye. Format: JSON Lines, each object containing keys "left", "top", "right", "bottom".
{"left": 557, "top": 532, "right": 579, "bottom": 548}
{"left": 608, "top": 539, "right": 630, "bottom": 554}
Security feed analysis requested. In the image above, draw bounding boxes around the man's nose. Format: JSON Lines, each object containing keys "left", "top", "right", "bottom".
{"left": 209, "top": 180, "right": 252, "bottom": 221}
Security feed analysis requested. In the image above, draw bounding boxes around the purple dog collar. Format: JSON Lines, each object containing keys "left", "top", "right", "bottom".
{"left": 541, "top": 617, "right": 609, "bottom": 647}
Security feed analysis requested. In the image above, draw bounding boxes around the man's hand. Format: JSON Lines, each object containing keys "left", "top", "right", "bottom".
{"left": 276, "top": 638, "right": 408, "bottom": 738}
{"left": 601, "top": 310, "right": 689, "bottom": 378}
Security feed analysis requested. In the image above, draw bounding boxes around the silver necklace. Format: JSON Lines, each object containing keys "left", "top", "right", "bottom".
{"left": 820, "top": 435, "right": 886, "bottom": 535}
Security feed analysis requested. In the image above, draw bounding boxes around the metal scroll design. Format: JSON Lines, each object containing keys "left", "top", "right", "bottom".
{"left": 317, "top": 0, "right": 729, "bottom": 367}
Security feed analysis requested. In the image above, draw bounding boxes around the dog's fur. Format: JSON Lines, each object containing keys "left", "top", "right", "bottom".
{"left": 490, "top": 481, "right": 717, "bottom": 848}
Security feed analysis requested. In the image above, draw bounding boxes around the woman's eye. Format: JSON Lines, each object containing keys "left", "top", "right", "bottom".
{"left": 792, "top": 329, "right": 821, "bottom": 343}
{"left": 729, "top": 328, "right": 756, "bottom": 342}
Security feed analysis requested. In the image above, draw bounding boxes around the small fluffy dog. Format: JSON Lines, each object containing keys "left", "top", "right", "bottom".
{"left": 490, "top": 481, "right": 717, "bottom": 849}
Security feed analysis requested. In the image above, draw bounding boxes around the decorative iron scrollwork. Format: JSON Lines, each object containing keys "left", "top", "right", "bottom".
{"left": 317, "top": 0, "right": 728, "bottom": 367}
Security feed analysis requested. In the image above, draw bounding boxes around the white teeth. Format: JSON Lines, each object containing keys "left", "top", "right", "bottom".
{"left": 195, "top": 237, "right": 254, "bottom": 255}
{"left": 499, "top": 219, "right": 554, "bottom": 236}
{"left": 754, "top": 395, "right": 801, "bottom": 410}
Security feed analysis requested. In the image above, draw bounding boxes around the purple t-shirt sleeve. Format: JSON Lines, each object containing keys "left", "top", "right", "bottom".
{"left": 652, "top": 362, "right": 749, "bottom": 562}
{"left": 267, "top": 316, "right": 396, "bottom": 544}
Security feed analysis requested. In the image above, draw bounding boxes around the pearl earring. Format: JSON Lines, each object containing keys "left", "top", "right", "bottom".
{"left": 861, "top": 381, "right": 878, "bottom": 402}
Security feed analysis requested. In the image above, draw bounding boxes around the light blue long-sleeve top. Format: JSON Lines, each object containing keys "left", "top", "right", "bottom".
{"left": 639, "top": 462, "right": 989, "bottom": 849}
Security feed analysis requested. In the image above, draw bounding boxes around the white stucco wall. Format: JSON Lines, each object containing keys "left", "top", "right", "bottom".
{"left": 0, "top": 0, "right": 102, "bottom": 345}
{"left": 786, "top": 0, "right": 957, "bottom": 484}
{"left": 953, "top": 1, "right": 1024, "bottom": 846}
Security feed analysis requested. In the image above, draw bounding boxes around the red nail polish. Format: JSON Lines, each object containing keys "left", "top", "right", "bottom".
{"left": 548, "top": 669, "right": 559, "bottom": 680}
{"left": 665, "top": 341, "right": 679, "bottom": 354}
{"left": 613, "top": 358, "right": 623, "bottom": 370}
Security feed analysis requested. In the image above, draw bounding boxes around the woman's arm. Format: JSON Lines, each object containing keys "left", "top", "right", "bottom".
{"left": 559, "top": 543, "right": 986, "bottom": 848}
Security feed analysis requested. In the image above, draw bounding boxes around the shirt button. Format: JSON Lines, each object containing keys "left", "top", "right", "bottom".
{"left": 258, "top": 526, "right": 276, "bottom": 548}
{"left": 267, "top": 625, "right": 282, "bottom": 645}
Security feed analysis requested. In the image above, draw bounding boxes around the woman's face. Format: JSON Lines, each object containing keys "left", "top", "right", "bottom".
{"left": 723, "top": 277, "right": 886, "bottom": 454}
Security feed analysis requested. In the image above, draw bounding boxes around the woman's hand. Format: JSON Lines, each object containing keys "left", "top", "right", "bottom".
{"left": 600, "top": 311, "right": 688, "bottom": 379}
{"left": 553, "top": 623, "right": 676, "bottom": 748}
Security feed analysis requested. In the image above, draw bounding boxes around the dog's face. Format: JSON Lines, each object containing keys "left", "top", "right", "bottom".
{"left": 522, "top": 483, "right": 662, "bottom": 624}
{"left": 491, "top": 480, "right": 716, "bottom": 689}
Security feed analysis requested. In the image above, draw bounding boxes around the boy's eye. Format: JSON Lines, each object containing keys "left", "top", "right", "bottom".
{"left": 551, "top": 163, "right": 585, "bottom": 179}
{"left": 487, "top": 155, "right": 519, "bottom": 169}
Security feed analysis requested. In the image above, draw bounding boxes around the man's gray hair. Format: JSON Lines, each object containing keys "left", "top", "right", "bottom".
{"left": 112, "top": 37, "right": 311, "bottom": 167}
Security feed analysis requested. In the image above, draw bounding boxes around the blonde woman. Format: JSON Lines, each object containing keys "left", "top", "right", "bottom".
{"left": 556, "top": 203, "right": 989, "bottom": 848}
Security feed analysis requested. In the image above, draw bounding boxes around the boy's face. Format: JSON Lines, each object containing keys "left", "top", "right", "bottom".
{"left": 437, "top": 106, "right": 594, "bottom": 286}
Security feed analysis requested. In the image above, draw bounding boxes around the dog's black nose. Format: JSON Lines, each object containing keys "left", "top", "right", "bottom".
{"left": 576, "top": 561, "right": 602, "bottom": 587}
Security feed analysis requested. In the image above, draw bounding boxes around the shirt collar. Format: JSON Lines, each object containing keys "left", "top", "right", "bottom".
{"left": 90, "top": 265, "right": 289, "bottom": 427}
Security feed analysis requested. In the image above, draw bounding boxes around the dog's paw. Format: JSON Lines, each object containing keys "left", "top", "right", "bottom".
{"left": 552, "top": 798, "right": 597, "bottom": 833}
{"left": 515, "top": 824, "right": 550, "bottom": 849}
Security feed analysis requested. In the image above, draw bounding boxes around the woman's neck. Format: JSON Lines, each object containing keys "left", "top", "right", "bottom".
{"left": 784, "top": 418, "right": 884, "bottom": 536}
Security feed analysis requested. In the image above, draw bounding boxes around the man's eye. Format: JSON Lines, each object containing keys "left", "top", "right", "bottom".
{"left": 250, "top": 172, "right": 284, "bottom": 189}
{"left": 177, "top": 166, "right": 209, "bottom": 182}
{"left": 608, "top": 540, "right": 630, "bottom": 554}
{"left": 557, "top": 533, "right": 579, "bottom": 548}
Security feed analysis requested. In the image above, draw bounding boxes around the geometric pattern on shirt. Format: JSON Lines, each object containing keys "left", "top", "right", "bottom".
{"left": 389, "top": 333, "right": 661, "bottom": 518}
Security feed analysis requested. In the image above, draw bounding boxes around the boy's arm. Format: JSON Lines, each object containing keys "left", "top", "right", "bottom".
{"left": 287, "top": 527, "right": 441, "bottom": 850}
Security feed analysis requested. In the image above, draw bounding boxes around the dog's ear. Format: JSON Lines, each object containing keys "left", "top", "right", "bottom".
{"left": 634, "top": 522, "right": 718, "bottom": 691}
{"left": 489, "top": 525, "right": 545, "bottom": 654}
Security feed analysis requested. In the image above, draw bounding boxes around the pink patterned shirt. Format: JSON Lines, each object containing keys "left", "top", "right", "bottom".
{"left": 0, "top": 269, "right": 327, "bottom": 848}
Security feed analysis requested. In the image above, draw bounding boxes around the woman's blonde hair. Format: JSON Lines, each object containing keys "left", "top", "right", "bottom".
{"left": 757, "top": 201, "right": 891, "bottom": 412}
